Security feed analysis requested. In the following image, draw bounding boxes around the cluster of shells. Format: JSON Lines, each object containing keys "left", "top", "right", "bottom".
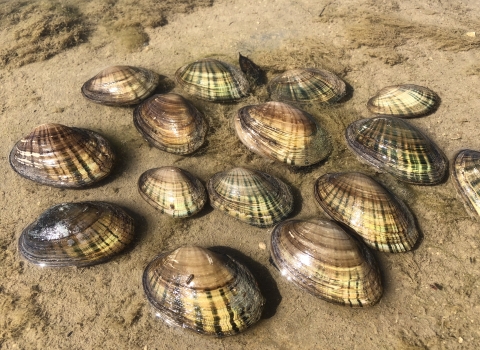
{"left": 10, "top": 55, "right": 480, "bottom": 337}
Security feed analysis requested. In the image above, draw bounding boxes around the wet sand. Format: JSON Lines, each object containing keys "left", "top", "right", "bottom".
{"left": 1, "top": 0, "right": 480, "bottom": 349}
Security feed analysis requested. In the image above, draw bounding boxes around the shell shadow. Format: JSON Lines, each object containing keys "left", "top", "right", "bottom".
{"left": 208, "top": 246, "right": 282, "bottom": 319}
{"left": 154, "top": 75, "right": 176, "bottom": 94}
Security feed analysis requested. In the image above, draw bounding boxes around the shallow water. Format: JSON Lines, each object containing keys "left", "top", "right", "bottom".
{"left": 1, "top": 0, "right": 480, "bottom": 349}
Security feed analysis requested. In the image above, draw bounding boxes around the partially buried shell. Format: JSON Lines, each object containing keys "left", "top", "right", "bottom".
{"left": 235, "top": 101, "right": 332, "bottom": 167}
{"left": 19, "top": 201, "right": 135, "bottom": 267}
{"left": 133, "top": 93, "right": 208, "bottom": 155}
{"left": 81, "top": 65, "right": 159, "bottom": 106}
{"left": 207, "top": 167, "right": 293, "bottom": 227}
{"left": 175, "top": 58, "right": 250, "bottom": 102}
{"left": 9, "top": 123, "right": 115, "bottom": 188}
{"left": 138, "top": 166, "right": 207, "bottom": 218}
{"left": 268, "top": 68, "right": 346, "bottom": 104}
{"left": 367, "top": 84, "right": 439, "bottom": 117}
{"left": 314, "top": 172, "right": 419, "bottom": 253}
{"left": 270, "top": 218, "right": 382, "bottom": 307}
{"left": 143, "top": 246, "right": 264, "bottom": 337}
{"left": 346, "top": 116, "right": 448, "bottom": 185}
{"left": 452, "top": 149, "right": 480, "bottom": 219}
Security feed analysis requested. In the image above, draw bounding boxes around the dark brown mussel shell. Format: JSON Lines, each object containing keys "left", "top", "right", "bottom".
{"left": 81, "top": 65, "right": 160, "bottom": 106}
{"left": 314, "top": 172, "right": 419, "bottom": 252}
{"left": 143, "top": 246, "right": 265, "bottom": 337}
{"left": 133, "top": 93, "right": 208, "bottom": 155}
{"left": 346, "top": 116, "right": 448, "bottom": 185}
{"left": 19, "top": 202, "right": 135, "bottom": 267}
{"left": 452, "top": 149, "right": 480, "bottom": 219}
{"left": 9, "top": 123, "right": 115, "bottom": 188}
{"left": 270, "top": 218, "right": 383, "bottom": 307}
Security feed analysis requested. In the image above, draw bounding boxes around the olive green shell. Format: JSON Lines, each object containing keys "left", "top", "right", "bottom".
{"left": 143, "top": 246, "right": 265, "bottom": 337}
{"left": 267, "top": 68, "right": 346, "bottom": 104}
{"left": 314, "top": 172, "right": 419, "bottom": 253}
{"left": 346, "top": 116, "right": 448, "bottom": 185}
{"left": 207, "top": 167, "right": 293, "bottom": 227}
{"left": 138, "top": 167, "right": 207, "bottom": 218}
{"left": 175, "top": 58, "right": 250, "bottom": 102}
{"left": 9, "top": 123, "right": 115, "bottom": 188}
{"left": 133, "top": 93, "right": 208, "bottom": 155}
{"left": 81, "top": 65, "right": 160, "bottom": 106}
{"left": 235, "top": 102, "right": 332, "bottom": 167}
{"left": 19, "top": 202, "right": 135, "bottom": 267}
{"left": 367, "top": 84, "right": 439, "bottom": 118}
{"left": 270, "top": 218, "right": 383, "bottom": 307}
{"left": 452, "top": 149, "right": 480, "bottom": 219}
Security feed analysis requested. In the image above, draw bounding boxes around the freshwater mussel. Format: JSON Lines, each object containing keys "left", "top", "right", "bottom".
{"left": 81, "top": 65, "right": 160, "bottom": 106}
{"left": 235, "top": 101, "right": 332, "bottom": 167}
{"left": 9, "top": 123, "right": 115, "bottom": 188}
{"left": 138, "top": 166, "right": 207, "bottom": 218}
{"left": 175, "top": 58, "right": 250, "bottom": 102}
{"left": 133, "top": 93, "right": 208, "bottom": 155}
{"left": 142, "top": 246, "right": 265, "bottom": 337}
{"left": 19, "top": 201, "right": 135, "bottom": 267}
{"left": 367, "top": 84, "right": 439, "bottom": 118}
{"left": 267, "top": 68, "right": 346, "bottom": 104}
{"left": 452, "top": 149, "right": 480, "bottom": 219}
{"left": 270, "top": 218, "right": 383, "bottom": 307}
{"left": 346, "top": 116, "right": 448, "bottom": 185}
{"left": 314, "top": 172, "right": 419, "bottom": 253}
{"left": 207, "top": 167, "right": 293, "bottom": 227}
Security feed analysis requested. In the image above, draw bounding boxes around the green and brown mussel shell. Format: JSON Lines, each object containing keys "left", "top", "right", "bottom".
{"left": 452, "top": 149, "right": 480, "bottom": 219}
{"left": 19, "top": 201, "right": 135, "bottom": 267}
{"left": 142, "top": 246, "right": 265, "bottom": 337}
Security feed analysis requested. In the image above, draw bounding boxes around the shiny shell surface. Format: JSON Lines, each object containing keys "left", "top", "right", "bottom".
{"left": 138, "top": 167, "right": 207, "bottom": 218}
{"left": 452, "top": 149, "right": 480, "bottom": 219}
{"left": 142, "top": 246, "right": 265, "bottom": 337}
{"left": 9, "top": 123, "right": 115, "bottom": 188}
{"left": 207, "top": 167, "right": 293, "bottom": 227}
{"left": 81, "top": 65, "right": 159, "bottom": 106}
{"left": 235, "top": 101, "right": 332, "bottom": 167}
{"left": 346, "top": 116, "right": 448, "bottom": 185}
{"left": 19, "top": 201, "right": 135, "bottom": 267}
{"left": 367, "top": 84, "right": 439, "bottom": 117}
{"left": 314, "top": 172, "right": 419, "bottom": 252}
{"left": 175, "top": 58, "right": 250, "bottom": 102}
{"left": 133, "top": 93, "right": 208, "bottom": 155}
{"left": 270, "top": 218, "right": 383, "bottom": 307}
{"left": 267, "top": 68, "right": 346, "bottom": 104}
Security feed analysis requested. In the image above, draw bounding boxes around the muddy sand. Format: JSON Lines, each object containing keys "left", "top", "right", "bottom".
{"left": 1, "top": 0, "right": 479, "bottom": 349}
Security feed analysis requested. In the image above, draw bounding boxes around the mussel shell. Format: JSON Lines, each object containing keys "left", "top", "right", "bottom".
{"left": 81, "top": 65, "right": 160, "bottom": 106}
{"left": 207, "top": 167, "right": 293, "bottom": 227}
{"left": 452, "top": 149, "right": 480, "bottom": 219}
{"left": 270, "top": 218, "right": 383, "bottom": 307}
{"left": 143, "top": 246, "right": 265, "bottom": 337}
{"left": 175, "top": 58, "right": 250, "bottom": 102}
{"left": 345, "top": 116, "right": 448, "bottom": 185}
{"left": 314, "top": 172, "right": 419, "bottom": 252}
{"left": 235, "top": 101, "right": 332, "bottom": 167}
{"left": 267, "top": 68, "right": 346, "bottom": 104}
{"left": 9, "top": 123, "right": 115, "bottom": 188}
{"left": 367, "top": 84, "right": 439, "bottom": 117}
{"left": 133, "top": 93, "right": 208, "bottom": 155}
{"left": 19, "top": 201, "right": 135, "bottom": 267}
{"left": 138, "top": 167, "right": 207, "bottom": 218}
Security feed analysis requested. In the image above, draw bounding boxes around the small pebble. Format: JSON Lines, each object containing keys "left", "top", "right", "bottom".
{"left": 258, "top": 242, "right": 266, "bottom": 250}
{"left": 458, "top": 337, "right": 463, "bottom": 343}
{"left": 465, "top": 32, "right": 476, "bottom": 37}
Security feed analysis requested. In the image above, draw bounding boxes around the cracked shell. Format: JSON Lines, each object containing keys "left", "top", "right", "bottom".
{"left": 175, "top": 58, "right": 250, "bottom": 102}
{"left": 235, "top": 101, "right": 332, "bottom": 167}
{"left": 314, "top": 172, "right": 419, "bottom": 252}
{"left": 9, "top": 123, "right": 115, "bottom": 188}
{"left": 19, "top": 201, "right": 135, "bottom": 267}
{"left": 270, "top": 218, "right": 383, "bottom": 307}
{"left": 143, "top": 246, "right": 265, "bottom": 337}
{"left": 81, "top": 65, "right": 160, "bottom": 106}
{"left": 138, "top": 167, "right": 207, "bottom": 218}
{"left": 452, "top": 149, "right": 480, "bottom": 219}
{"left": 207, "top": 167, "right": 293, "bottom": 227}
